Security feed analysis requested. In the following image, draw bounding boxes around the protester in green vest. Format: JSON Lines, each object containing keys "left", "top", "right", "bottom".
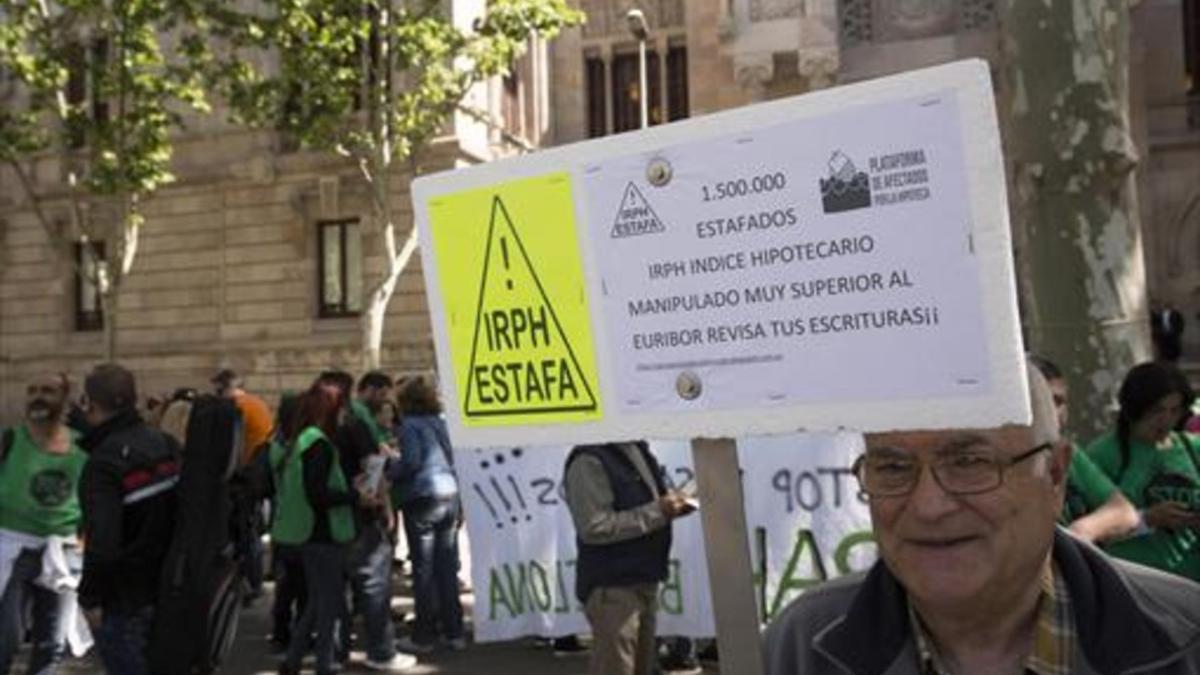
{"left": 1029, "top": 355, "right": 1139, "bottom": 543}
{"left": 351, "top": 371, "right": 394, "bottom": 451}
{"left": 267, "top": 393, "right": 305, "bottom": 656}
{"left": 316, "top": 369, "right": 414, "bottom": 671}
{"left": 0, "top": 373, "right": 87, "bottom": 674}
{"left": 1087, "top": 361, "right": 1200, "bottom": 581}
{"left": 274, "top": 381, "right": 391, "bottom": 675}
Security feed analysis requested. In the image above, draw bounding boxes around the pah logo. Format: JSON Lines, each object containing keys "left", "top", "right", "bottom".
{"left": 819, "top": 150, "right": 872, "bottom": 214}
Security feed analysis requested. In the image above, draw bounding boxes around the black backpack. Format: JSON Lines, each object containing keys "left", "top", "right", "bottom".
{"left": 147, "top": 395, "right": 245, "bottom": 675}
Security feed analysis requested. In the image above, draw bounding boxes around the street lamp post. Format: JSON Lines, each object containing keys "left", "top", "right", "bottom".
{"left": 625, "top": 8, "right": 651, "bottom": 130}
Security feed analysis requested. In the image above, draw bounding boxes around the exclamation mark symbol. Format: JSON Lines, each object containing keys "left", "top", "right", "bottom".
{"left": 501, "top": 237, "right": 513, "bottom": 290}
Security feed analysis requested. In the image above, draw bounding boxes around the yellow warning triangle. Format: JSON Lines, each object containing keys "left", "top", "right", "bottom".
{"left": 463, "top": 196, "right": 599, "bottom": 418}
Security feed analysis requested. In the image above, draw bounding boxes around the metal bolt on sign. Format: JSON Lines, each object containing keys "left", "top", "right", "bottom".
{"left": 647, "top": 158, "right": 673, "bottom": 186}
{"left": 676, "top": 371, "right": 702, "bottom": 400}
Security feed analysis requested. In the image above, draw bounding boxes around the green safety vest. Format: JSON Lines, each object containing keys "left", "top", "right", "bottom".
{"left": 0, "top": 426, "right": 87, "bottom": 537}
{"left": 350, "top": 400, "right": 389, "bottom": 446}
{"left": 269, "top": 427, "right": 354, "bottom": 545}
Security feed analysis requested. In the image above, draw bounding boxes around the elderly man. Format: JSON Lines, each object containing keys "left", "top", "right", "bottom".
{"left": 764, "top": 363, "right": 1200, "bottom": 674}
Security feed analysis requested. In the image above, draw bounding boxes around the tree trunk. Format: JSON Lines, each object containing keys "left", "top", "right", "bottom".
{"left": 360, "top": 225, "right": 419, "bottom": 372}
{"left": 101, "top": 286, "right": 119, "bottom": 361}
{"left": 1000, "top": 0, "right": 1151, "bottom": 440}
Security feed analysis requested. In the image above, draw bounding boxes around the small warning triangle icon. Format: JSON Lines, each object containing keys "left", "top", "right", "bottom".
{"left": 464, "top": 196, "right": 599, "bottom": 418}
{"left": 610, "top": 182, "right": 666, "bottom": 238}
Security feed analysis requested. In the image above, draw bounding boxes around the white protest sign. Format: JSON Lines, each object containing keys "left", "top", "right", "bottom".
{"left": 586, "top": 94, "right": 985, "bottom": 413}
{"left": 457, "top": 434, "right": 874, "bottom": 641}
{"left": 414, "top": 59, "right": 1026, "bottom": 448}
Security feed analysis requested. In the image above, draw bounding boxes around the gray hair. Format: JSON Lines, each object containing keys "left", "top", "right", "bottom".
{"left": 1027, "top": 359, "right": 1060, "bottom": 448}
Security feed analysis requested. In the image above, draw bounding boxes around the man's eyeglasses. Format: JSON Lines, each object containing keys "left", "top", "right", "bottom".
{"left": 852, "top": 443, "right": 1053, "bottom": 497}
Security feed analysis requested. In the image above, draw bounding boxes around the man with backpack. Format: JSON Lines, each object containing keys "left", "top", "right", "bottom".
{"left": 0, "top": 373, "right": 88, "bottom": 674}
{"left": 77, "top": 364, "right": 180, "bottom": 674}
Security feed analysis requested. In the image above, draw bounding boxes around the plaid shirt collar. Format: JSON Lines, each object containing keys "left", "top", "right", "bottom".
{"left": 908, "top": 560, "right": 1075, "bottom": 675}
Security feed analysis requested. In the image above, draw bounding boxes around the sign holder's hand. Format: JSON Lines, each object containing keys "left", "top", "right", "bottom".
{"left": 660, "top": 490, "right": 697, "bottom": 519}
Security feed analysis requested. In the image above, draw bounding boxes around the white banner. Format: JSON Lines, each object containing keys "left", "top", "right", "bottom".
{"left": 456, "top": 433, "right": 876, "bottom": 642}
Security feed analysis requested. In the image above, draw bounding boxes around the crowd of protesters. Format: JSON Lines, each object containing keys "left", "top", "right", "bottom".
{"left": 1033, "top": 356, "right": 1200, "bottom": 581}
{"left": 4, "top": 351, "right": 1200, "bottom": 674}
{"left": 0, "top": 364, "right": 472, "bottom": 675}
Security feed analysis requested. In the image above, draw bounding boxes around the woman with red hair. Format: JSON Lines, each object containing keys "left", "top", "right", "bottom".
{"left": 272, "top": 383, "right": 376, "bottom": 675}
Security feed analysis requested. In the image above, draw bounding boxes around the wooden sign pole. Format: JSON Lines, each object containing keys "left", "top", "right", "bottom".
{"left": 691, "top": 437, "right": 766, "bottom": 675}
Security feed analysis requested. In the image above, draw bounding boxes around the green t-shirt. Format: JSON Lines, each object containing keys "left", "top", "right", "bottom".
{"left": 0, "top": 426, "right": 87, "bottom": 537}
{"left": 1061, "top": 444, "right": 1118, "bottom": 524}
{"left": 1086, "top": 430, "right": 1200, "bottom": 581}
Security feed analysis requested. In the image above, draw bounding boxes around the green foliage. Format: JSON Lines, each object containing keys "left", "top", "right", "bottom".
{"left": 0, "top": 0, "right": 214, "bottom": 197}
{"left": 204, "top": 0, "right": 583, "bottom": 169}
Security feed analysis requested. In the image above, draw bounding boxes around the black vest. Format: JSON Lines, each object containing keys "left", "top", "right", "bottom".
{"left": 567, "top": 442, "right": 672, "bottom": 604}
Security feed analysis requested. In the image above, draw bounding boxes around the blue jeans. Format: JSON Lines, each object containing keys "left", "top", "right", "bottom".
{"left": 286, "top": 543, "right": 346, "bottom": 675}
{"left": 94, "top": 605, "right": 153, "bottom": 675}
{"left": 402, "top": 496, "right": 464, "bottom": 644}
{"left": 349, "top": 524, "right": 395, "bottom": 662}
{"left": 0, "top": 548, "right": 69, "bottom": 674}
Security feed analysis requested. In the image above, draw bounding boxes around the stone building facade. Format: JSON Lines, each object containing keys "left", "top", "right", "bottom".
{"left": 2, "top": 0, "right": 1198, "bottom": 421}
{"left": 0, "top": 0, "right": 554, "bottom": 420}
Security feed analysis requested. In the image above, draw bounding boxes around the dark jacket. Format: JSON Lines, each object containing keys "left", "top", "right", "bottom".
{"left": 764, "top": 529, "right": 1200, "bottom": 675}
{"left": 334, "top": 414, "right": 378, "bottom": 528}
{"left": 301, "top": 436, "right": 358, "bottom": 543}
{"left": 567, "top": 442, "right": 671, "bottom": 604}
{"left": 78, "top": 410, "right": 181, "bottom": 612}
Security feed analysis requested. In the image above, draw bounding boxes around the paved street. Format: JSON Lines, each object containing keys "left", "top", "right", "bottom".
{"left": 20, "top": 577, "right": 719, "bottom": 674}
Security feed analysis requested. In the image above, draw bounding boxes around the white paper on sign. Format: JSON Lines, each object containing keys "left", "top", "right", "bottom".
{"left": 583, "top": 92, "right": 989, "bottom": 414}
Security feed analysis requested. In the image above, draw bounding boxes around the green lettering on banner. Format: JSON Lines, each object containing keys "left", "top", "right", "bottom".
{"left": 767, "top": 529, "right": 827, "bottom": 620}
{"left": 763, "top": 529, "right": 877, "bottom": 621}
{"left": 834, "top": 531, "right": 876, "bottom": 575}
{"left": 488, "top": 559, "right": 589, "bottom": 619}
{"left": 489, "top": 566, "right": 514, "bottom": 620}
{"left": 659, "top": 560, "right": 684, "bottom": 615}
{"left": 503, "top": 563, "right": 530, "bottom": 616}
{"left": 487, "top": 558, "right": 683, "bottom": 619}
{"left": 529, "top": 561, "right": 553, "bottom": 612}
{"left": 555, "top": 560, "right": 574, "bottom": 613}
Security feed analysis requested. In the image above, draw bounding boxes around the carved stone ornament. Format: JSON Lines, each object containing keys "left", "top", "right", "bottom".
{"left": 734, "top": 53, "right": 775, "bottom": 99}
{"left": 750, "top": 0, "right": 803, "bottom": 23}
{"left": 797, "top": 49, "right": 839, "bottom": 88}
